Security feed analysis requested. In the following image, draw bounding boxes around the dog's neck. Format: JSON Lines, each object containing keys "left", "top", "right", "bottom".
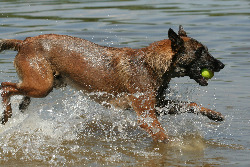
{"left": 140, "top": 39, "right": 176, "bottom": 78}
{"left": 139, "top": 39, "right": 185, "bottom": 105}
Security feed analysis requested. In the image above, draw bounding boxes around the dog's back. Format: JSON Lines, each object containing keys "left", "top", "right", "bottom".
{"left": 13, "top": 34, "right": 130, "bottom": 93}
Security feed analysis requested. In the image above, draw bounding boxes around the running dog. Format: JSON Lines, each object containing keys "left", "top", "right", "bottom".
{"left": 0, "top": 26, "right": 224, "bottom": 142}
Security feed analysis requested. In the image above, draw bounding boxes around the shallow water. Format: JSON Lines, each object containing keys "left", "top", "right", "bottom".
{"left": 0, "top": 0, "right": 250, "bottom": 166}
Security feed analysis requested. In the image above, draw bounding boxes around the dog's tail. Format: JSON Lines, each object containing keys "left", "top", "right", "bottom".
{"left": 0, "top": 39, "right": 23, "bottom": 53}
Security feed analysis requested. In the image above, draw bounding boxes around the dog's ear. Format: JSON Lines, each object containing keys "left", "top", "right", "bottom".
{"left": 178, "top": 25, "right": 187, "bottom": 37}
{"left": 168, "top": 28, "right": 184, "bottom": 52}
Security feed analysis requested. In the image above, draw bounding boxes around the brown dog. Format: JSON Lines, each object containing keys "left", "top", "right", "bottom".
{"left": 0, "top": 26, "right": 224, "bottom": 142}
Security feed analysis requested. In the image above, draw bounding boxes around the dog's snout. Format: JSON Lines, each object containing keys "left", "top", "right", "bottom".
{"left": 218, "top": 60, "right": 225, "bottom": 69}
{"left": 214, "top": 59, "right": 225, "bottom": 71}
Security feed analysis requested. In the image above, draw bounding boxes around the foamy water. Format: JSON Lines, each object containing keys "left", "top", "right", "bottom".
{"left": 0, "top": 85, "right": 232, "bottom": 166}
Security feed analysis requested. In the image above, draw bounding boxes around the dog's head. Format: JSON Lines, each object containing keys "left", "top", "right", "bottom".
{"left": 168, "top": 26, "right": 224, "bottom": 86}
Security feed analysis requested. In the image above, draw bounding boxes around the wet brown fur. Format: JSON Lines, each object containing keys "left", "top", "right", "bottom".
{"left": 0, "top": 26, "right": 224, "bottom": 142}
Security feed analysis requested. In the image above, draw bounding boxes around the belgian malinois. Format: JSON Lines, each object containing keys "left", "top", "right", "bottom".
{"left": 0, "top": 26, "right": 224, "bottom": 142}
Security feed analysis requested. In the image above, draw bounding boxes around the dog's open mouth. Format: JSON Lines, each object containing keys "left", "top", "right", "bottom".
{"left": 193, "top": 66, "right": 224, "bottom": 86}
{"left": 189, "top": 57, "right": 225, "bottom": 86}
{"left": 189, "top": 68, "right": 215, "bottom": 86}
{"left": 197, "top": 74, "right": 209, "bottom": 86}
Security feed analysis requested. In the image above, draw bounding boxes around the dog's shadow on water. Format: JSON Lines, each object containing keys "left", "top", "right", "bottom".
{"left": 0, "top": 87, "right": 243, "bottom": 166}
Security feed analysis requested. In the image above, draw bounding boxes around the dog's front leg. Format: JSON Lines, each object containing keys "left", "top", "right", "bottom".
{"left": 157, "top": 99, "right": 224, "bottom": 122}
{"left": 129, "top": 93, "right": 169, "bottom": 143}
{"left": 186, "top": 102, "right": 224, "bottom": 121}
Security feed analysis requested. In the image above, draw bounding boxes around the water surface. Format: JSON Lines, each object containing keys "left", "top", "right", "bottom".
{"left": 0, "top": 0, "right": 250, "bottom": 166}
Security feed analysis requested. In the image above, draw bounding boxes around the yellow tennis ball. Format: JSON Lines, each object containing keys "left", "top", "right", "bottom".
{"left": 201, "top": 68, "right": 214, "bottom": 79}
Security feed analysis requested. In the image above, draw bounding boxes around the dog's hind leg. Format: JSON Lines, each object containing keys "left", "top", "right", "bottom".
{"left": 1, "top": 53, "right": 54, "bottom": 124}
{"left": 1, "top": 78, "right": 53, "bottom": 124}
{"left": 19, "top": 96, "right": 31, "bottom": 112}
{"left": 1, "top": 82, "right": 19, "bottom": 124}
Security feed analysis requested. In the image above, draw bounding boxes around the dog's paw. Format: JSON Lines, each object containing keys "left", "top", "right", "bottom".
{"left": 201, "top": 110, "right": 224, "bottom": 122}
